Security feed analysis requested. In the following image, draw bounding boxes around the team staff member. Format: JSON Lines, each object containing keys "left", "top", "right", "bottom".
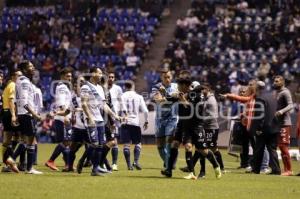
{"left": 1, "top": 69, "right": 22, "bottom": 173}
{"left": 249, "top": 81, "right": 281, "bottom": 175}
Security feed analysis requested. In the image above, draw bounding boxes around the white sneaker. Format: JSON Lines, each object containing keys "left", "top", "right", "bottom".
{"left": 26, "top": 168, "right": 43, "bottom": 175}
{"left": 245, "top": 166, "right": 252, "bottom": 173}
{"left": 112, "top": 164, "right": 118, "bottom": 171}
{"left": 183, "top": 172, "right": 197, "bottom": 180}
{"left": 260, "top": 168, "right": 271, "bottom": 174}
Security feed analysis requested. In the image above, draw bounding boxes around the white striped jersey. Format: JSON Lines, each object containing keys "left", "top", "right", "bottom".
{"left": 54, "top": 82, "right": 72, "bottom": 122}
{"left": 33, "top": 85, "right": 43, "bottom": 114}
{"left": 80, "top": 82, "right": 105, "bottom": 122}
{"left": 109, "top": 84, "right": 123, "bottom": 114}
{"left": 71, "top": 94, "right": 86, "bottom": 129}
{"left": 121, "top": 91, "right": 148, "bottom": 126}
{"left": 15, "top": 76, "right": 35, "bottom": 115}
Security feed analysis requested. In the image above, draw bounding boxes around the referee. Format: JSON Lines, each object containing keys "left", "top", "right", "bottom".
{"left": 1, "top": 69, "right": 22, "bottom": 173}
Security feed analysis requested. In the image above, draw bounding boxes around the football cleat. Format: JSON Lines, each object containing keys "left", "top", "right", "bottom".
{"left": 179, "top": 166, "right": 190, "bottom": 173}
{"left": 197, "top": 171, "right": 206, "bottom": 179}
{"left": 45, "top": 160, "right": 59, "bottom": 171}
{"left": 281, "top": 171, "right": 293, "bottom": 176}
{"left": 215, "top": 167, "right": 222, "bottom": 179}
{"left": 161, "top": 169, "right": 172, "bottom": 178}
{"left": 132, "top": 162, "right": 142, "bottom": 170}
{"left": 26, "top": 168, "right": 43, "bottom": 175}
{"left": 112, "top": 164, "right": 118, "bottom": 171}
{"left": 183, "top": 172, "right": 197, "bottom": 180}
{"left": 6, "top": 157, "right": 19, "bottom": 173}
{"left": 91, "top": 170, "right": 105, "bottom": 177}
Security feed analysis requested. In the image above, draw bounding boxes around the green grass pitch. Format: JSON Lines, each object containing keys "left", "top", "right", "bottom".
{"left": 0, "top": 144, "right": 300, "bottom": 199}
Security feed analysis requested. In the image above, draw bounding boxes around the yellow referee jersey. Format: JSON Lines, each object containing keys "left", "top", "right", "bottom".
{"left": 2, "top": 80, "right": 15, "bottom": 109}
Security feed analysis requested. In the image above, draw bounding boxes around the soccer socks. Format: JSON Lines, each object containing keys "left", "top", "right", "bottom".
{"left": 134, "top": 144, "right": 142, "bottom": 164}
{"left": 167, "top": 148, "right": 178, "bottom": 171}
{"left": 100, "top": 145, "right": 110, "bottom": 166}
{"left": 111, "top": 145, "right": 118, "bottom": 165}
{"left": 26, "top": 145, "right": 35, "bottom": 171}
{"left": 103, "top": 158, "right": 112, "bottom": 171}
{"left": 62, "top": 146, "right": 70, "bottom": 166}
{"left": 214, "top": 150, "right": 224, "bottom": 170}
{"left": 165, "top": 143, "right": 171, "bottom": 168}
{"left": 186, "top": 151, "right": 194, "bottom": 173}
{"left": 13, "top": 142, "right": 26, "bottom": 161}
{"left": 33, "top": 144, "right": 38, "bottom": 165}
{"left": 192, "top": 151, "right": 201, "bottom": 167}
{"left": 199, "top": 154, "right": 206, "bottom": 173}
{"left": 157, "top": 146, "right": 166, "bottom": 164}
{"left": 206, "top": 151, "right": 219, "bottom": 169}
{"left": 279, "top": 146, "right": 292, "bottom": 172}
{"left": 2, "top": 145, "right": 13, "bottom": 163}
{"left": 123, "top": 146, "right": 131, "bottom": 168}
{"left": 49, "top": 143, "right": 65, "bottom": 161}
{"left": 92, "top": 147, "right": 102, "bottom": 172}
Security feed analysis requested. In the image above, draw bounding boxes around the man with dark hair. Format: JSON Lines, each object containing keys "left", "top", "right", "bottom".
{"left": 273, "top": 75, "right": 294, "bottom": 176}
{"left": 45, "top": 67, "right": 73, "bottom": 171}
{"left": 107, "top": 71, "right": 123, "bottom": 171}
{"left": 151, "top": 69, "right": 178, "bottom": 170}
{"left": 16, "top": 61, "right": 43, "bottom": 174}
{"left": 1, "top": 68, "right": 22, "bottom": 173}
{"left": 120, "top": 81, "right": 148, "bottom": 170}
{"left": 197, "top": 83, "right": 225, "bottom": 178}
{"left": 80, "top": 67, "right": 120, "bottom": 176}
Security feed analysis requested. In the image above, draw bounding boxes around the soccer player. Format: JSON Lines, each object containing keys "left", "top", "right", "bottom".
{"left": 161, "top": 74, "right": 222, "bottom": 179}
{"left": 198, "top": 83, "right": 225, "bottom": 178}
{"left": 151, "top": 69, "right": 178, "bottom": 169}
{"left": 67, "top": 76, "right": 88, "bottom": 173}
{"left": 273, "top": 76, "right": 294, "bottom": 176}
{"left": 80, "top": 67, "right": 120, "bottom": 176}
{"left": 107, "top": 71, "right": 123, "bottom": 171}
{"left": 120, "top": 81, "right": 148, "bottom": 170}
{"left": 16, "top": 61, "right": 43, "bottom": 174}
{"left": 33, "top": 83, "right": 43, "bottom": 165}
{"left": 45, "top": 67, "right": 73, "bottom": 171}
{"left": 1, "top": 68, "right": 22, "bottom": 173}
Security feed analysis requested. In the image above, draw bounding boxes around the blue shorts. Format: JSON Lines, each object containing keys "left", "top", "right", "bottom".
{"left": 87, "top": 122, "right": 106, "bottom": 145}
{"left": 120, "top": 124, "right": 141, "bottom": 144}
{"left": 72, "top": 128, "right": 89, "bottom": 143}
{"left": 155, "top": 118, "right": 177, "bottom": 138}
{"left": 18, "top": 115, "right": 36, "bottom": 136}
{"left": 54, "top": 120, "right": 72, "bottom": 143}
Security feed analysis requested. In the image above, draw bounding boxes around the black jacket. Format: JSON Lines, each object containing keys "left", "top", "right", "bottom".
{"left": 250, "top": 90, "right": 280, "bottom": 135}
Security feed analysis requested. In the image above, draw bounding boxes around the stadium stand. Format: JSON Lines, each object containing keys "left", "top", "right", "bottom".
{"left": 145, "top": 0, "right": 300, "bottom": 94}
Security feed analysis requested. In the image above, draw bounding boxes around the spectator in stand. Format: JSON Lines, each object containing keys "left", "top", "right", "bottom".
{"left": 257, "top": 56, "right": 271, "bottom": 80}
{"left": 126, "top": 52, "right": 139, "bottom": 74}
{"left": 123, "top": 38, "right": 135, "bottom": 55}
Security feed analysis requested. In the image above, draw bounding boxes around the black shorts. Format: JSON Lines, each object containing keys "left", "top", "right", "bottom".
{"left": 18, "top": 114, "right": 36, "bottom": 136}
{"left": 194, "top": 129, "right": 219, "bottom": 149}
{"left": 174, "top": 121, "right": 194, "bottom": 145}
{"left": 2, "top": 109, "right": 19, "bottom": 132}
{"left": 72, "top": 127, "right": 90, "bottom": 143}
{"left": 120, "top": 124, "right": 141, "bottom": 144}
{"left": 105, "top": 125, "right": 116, "bottom": 142}
{"left": 54, "top": 120, "right": 72, "bottom": 143}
